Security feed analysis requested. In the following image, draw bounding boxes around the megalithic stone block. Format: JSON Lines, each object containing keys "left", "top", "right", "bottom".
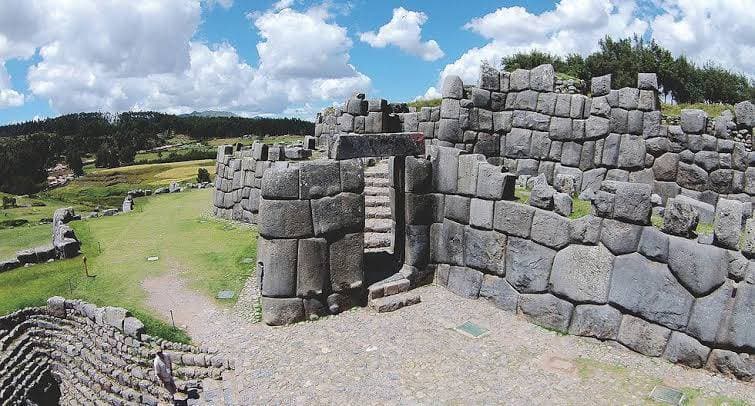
{"left": 329, "top": 232, "right": 364, "bottom": 292}
{"left": 329, "top": 133, "right": 425, "bottom": 160}
{"left": 259, "top": 238, "right": 298, "bottom": 297}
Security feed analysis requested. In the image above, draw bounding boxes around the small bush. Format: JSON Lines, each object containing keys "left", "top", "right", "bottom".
{"left": 1, "top": 196, "right": 16, "bottom": 209}
{"left": 197, "top": 168, "right": 211, "bottom": 183}
{"left": 0, "top": 219, "right": 29, "bottom": 229}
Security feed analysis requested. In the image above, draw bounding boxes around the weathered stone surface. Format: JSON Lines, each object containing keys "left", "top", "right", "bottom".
{"left": 586, "top": 116, "right": 610, "bottom": 139}
{"left": 340, "top": 159, "right": 364, "bottom": 193}
{"left": 405, "top": 156, "right": 432, "bottom": 193}
{"left": 529, "top": 175, "right": 555, "bottom": 210}
{"left": 405, "top": 225, "right": 430, "bottom": 267}
{"left": 668, "top": 236, "right": 727, "bottom": 296}
{"left": 479, "top": 64, "right": 500, "bottom": 90}
{"left": 493, "top": 201, "right": 534, "bottom": 238}
{"left": 519, "top": 293, "right": 574, "bottom": 333}
{"left": 569, "top": 215, "right": 602, "bottom": 245}
{"left": 457, "top": 154, "right": 485, "bottom": 196}
{"left": 47, "top": 296, "right": 66, "bottom": 317}
{"left": 663, "top": 332, "right": 710, "bottom": 368}
{"left": 609, "top": 253, "right": 693, "bottom": 330}
{"left": 600, "top": 219, "right": 642, "bottom": 255}
{"left": 329, "top": 233, "right": 364, "bottom": 292}
{"left": 677, "top": 162, "right": 708, "bottom": 191}
{"left": 530, "top": 210, "right": 570, "bottom": 250}
{"left": 743, "top": 218, "right": 755, "bottom": 258}
{"left": 568, "top": 304, "right": 621, "bottom": 340}
{"left": 444, "top": 195, "right": 471, "bottom": 224}
{"left": 433, "top": 220, "right": 465, "bottom": 266}
{"left": 296, "top": 238, "right": 328, "bottom": 297}
{"left": 612, "top": 182, "right": 651, "bottom": 224}
{"left": 261, "top": 165, "right": 300, "bottom": 199}
{"left": 638, "top": 226, "right": 669, "bottom": 262}
{"left": 311, "top": 193, "right": 364, "bottom": 236}
{"left": 432, "top": 146, "right": 462, "bottom": 193}
{"left": 617, "top": 134, "right": 646, "bottom": 169}
{"left": 442, "top": 75, "right": 464, "bottom": 99}
{"left": 441, "top": 98, "right": 461, "bottom": 119}
{"left": 505, "top": 237, "right": 556, "bottom": 293}
{"left": 260, "top": 238, "right": 298, "bottom": 297}
{"left": 637, "top": 72, "right": 658, "bottom": 90}
{"left": 686, "top": 281, "right": 733, "bottom": 344}
{"left": 617, "top": 315, "right": 670, "bottom": 357}
{"left": 102, "top": 306, "right": 129, "bottom": 330}
{"left": 464, "top": 227, "right": 506, "bottom": 275}
{"left": 258, "top": 199, "right": 314, "bottom": 238}
{"left": 591, "top": 74, "right": 611, "bottom": 97}
{"left": 706, "top": 349, "right": 754, "bottom": 381}
{"left": 652, "top": 153, "right": 679, "bottom": 181}
{"left": 446, "top": 266, "right": 483, "bottom": 299}
{"left": 662, "top": 198, "right": 699, "bottom": 238}
{"left": 734, "top": 100, "right": 755, "bottom": 128}
{"left": 123, "top": 317, "right": 145, "bottom": 338}
{"left": 529, "top": 64, "right": 555, "bottom": 92}
{"left": 713, "top": 199, "right": 743, "bottom": 250}
{"left": 331, "top": 133, "right": 425, "bottom": 160}
{"left": 681, "top": 109, "right": 708, "bottom": 134}
{"left": 510, "top": 69, "right": 530, "bottom": 91}
{"left": 262, "top": 297, "right": 305, "bottom": 326}
{"left": 550, "top": 244, "right": 614, "bottom": 304}
{"left": 479, "top": 275, "right": 519, "bottom": 311}
{"left": 720, "top": 283, "right": 755, "bottom": 350}
{"left": 470, "top": 198, "right": 494, "bottom": 229}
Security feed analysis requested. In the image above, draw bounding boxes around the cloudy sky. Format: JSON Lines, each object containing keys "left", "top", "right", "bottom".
{"left": 0, "top": 0, "right": 753, "bottom": 124}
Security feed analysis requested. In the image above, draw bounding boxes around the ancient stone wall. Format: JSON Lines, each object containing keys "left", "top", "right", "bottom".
{"left": 425, "top": 144, "right": 753, "bottom": 381}
{"left": 0, "top": 207, "right": 82, "bottom": 273}
{"left": 256, "top": 158, "right": 367, "bottom": 325}
{"left": 316, "top": 65, "right": 755, "bottom": 217}
{"left": 0, "top": 297, "right": 231, "bottom": 404}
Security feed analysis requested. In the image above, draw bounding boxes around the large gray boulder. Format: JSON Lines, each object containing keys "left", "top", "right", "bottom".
{"left": 686, "top": 281, "right": 733, "bottom": 344}
{"left": 518, "top": 293, "right": 574, "bottom": 333}
{"left": 706, "top": 349, "right": 754, "bottom": 381}
{"left": 549, "top": 244, "right": 614, "bottom": 304}
{"left": 662, "top": 198, "right": 699, "bottom": 238}
{"left": 662, "top": 331, "right": 711, "bottom": 368}
{"left": 530, "top": 210, "right": 570, "bottom": 250}
{"left": 734, "top": 100, "right": 755, "bottom": 128}
{"left": 505, "top": 237, "right": 556, "bottom": 293}
{"left": 529, "top": 64, "right": 555, "bottom": 92}
{"left": 257, "top": 199, "right": 314, "bottom": 238}
{"left": 296, "top": 238, "right": 328, "bottom": 297}
{"left": 720, "top": 283, "right": 755, "bottom": 350}
{"left": 464, "top": 227, "right": 506, "bottom": 276}
{"left": 743, "top": 218, "right": 755, "bottom": 258}
{"left": 259, "top": 238, "right": 298, "bottom": 297}
{"left": 479, "top": 275, "right": 519, "bottom": 311}
{"left": 713, "top": 199, "right": 743, "bottom": 250}
{"left": 493, "top": 201, "right": 534, "bottom": 238}
{"left": 262, "top": 297, "right": 305, "bottom": 326}
{"left": 667, "top": 236, "right": 727, "bottom": 296}
{"left": 432, "top": 220, "right": 465, "bottom": 266}
{"left": 528, "top": 174, "right": 554, "bottom": 210}
{"left": 311, "top": 193, "right": 364, "bottom": 236}
{"left": 680, "top": 109, "right": 708, "bottom": 134}
{"left": 329, "top": 232, "right": 364, "bottom": 292}
{"left": 600, "top": 219, "right": 642, "bottom": 255}
{"left": 442, "top": 75, "right": 464, "bottom": 99}
{"left": 591, "top": 74, "right": 611, "bottom": 97}
{"left": 447, "top": 266, "right": 483, "bottom": 299}
{"left": 638, "top": 226, "right": 669, "bottom": 262}
{"left": 568, "top": 304, "right": 621, "bottom": 340}
{"left": 617, "top": 315, "right": 671, "bottom": 357}
{"left": 609, "top": 253, "right": 693, "bottom": 330}
{"left": 611, "top": 181, "right": 651, "bottom": 224}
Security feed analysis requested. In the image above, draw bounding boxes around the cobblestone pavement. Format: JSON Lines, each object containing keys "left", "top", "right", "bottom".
{"left": 143, "top": 277, "right": 754, "bottom": 405}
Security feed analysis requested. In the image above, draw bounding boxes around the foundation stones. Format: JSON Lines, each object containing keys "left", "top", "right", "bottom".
{"left": 617, "top": 315, "right": 671, "bottom": 357}
{"left": 518, "top": 293, "right": 574, "bottom": 333}
{"left": 568, "top": 304, "right": 621, "bottom": 340}
{"left": 549, "top": 244, "right": 614, "bottom": 304}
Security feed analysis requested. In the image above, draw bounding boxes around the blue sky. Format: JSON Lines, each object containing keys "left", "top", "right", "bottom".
{"left": 0, "top": 0, "right": 752, "bottom": 125}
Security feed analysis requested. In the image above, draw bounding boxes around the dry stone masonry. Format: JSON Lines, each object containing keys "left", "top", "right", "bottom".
{"left": 0, "top": 207, "right": 82, "bottom": 273}
{"left": 213, "top": 64, "right": 754, "bottom": 381}
{"left": 0, "top": 297, "right": 231, "bottom": 404}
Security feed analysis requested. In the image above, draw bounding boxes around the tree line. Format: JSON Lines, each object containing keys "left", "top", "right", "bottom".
{"left": 0, "top": 111, "right": 314, "bottom": 195}
{"left": 501, "top": 35, "right": 755, "bottom": 105}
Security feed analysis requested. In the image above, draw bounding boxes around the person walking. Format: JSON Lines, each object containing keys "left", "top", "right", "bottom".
{"left": 153, "top": 349, "right": 177, "bottom": 395}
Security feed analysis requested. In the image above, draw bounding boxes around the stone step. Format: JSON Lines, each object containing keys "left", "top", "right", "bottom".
{"left": 369, "top": 291, "right": 421, "bottom": 313}
{"left": 367, "top": 275, "right": 410, "bottom": 300}
{"left": 366, "top": 206, "right": 392, "bottom": 219}
{"left": 364, "top": 232, "right": 392, "bottom": 249}
{"left": 365, "top": 195, "right": 390, "bottom": 207}
{"left": 364, "top": 186, "right": 389, "bottom": 196}
{"left": 365, "top": 218, "right": 392, "bottom": 233}
{"left": 366, "top": 177, "right": 390, "bottom": 187}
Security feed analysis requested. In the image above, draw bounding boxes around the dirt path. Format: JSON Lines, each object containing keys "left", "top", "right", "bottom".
{"left": 142, "top": 272, "right": 755, "bottom": 405}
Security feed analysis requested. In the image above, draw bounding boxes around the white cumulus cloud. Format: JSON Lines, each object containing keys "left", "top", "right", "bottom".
{"left": 0, "top": 0, "right": 369, "bottom": 117}
{"left": 360, "top": 7, "right": 444, "bottom": 61}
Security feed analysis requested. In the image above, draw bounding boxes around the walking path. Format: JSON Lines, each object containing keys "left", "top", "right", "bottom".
{"left": 142, "top": 273, "right": 754, "bottom": 405}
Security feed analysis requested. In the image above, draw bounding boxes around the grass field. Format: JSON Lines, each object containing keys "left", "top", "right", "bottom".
{"left": 0, "top": 189, "right": 257, "bottom": 342}
{"left": 661, "top": 102, "right": 734, "bottom": 118}
{"left": 207, "top": 134, "right": 304, "bottom": 147}
{"left": 43, "top": 159, "right": 215, "bottom": 208}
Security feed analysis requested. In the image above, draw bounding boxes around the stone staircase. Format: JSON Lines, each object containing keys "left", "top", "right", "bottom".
{"left": 367, "top": 272, "right": 421, "bottom": 313}
{"left": 364, "top": 161, "right": 393, "bottom": 252}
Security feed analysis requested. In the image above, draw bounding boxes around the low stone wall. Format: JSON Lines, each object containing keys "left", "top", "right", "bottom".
{"left": 212, "top": 142, "right": 274, "bottom": 224}
{"left": 0, "top": 207, "right": 82, "bottom": 273}
{"left": 257, "top": 158, "right": 367, "bottom": 325}
{"left": 0, "top": 297, "right": 231, "bottom": 404}
{"left": 426, "top": 144, "right": 753, "bottom": 381}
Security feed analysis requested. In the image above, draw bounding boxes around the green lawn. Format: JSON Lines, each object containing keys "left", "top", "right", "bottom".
{"left": 43, "top": 159, "right": 215, "bottom": 208}
{"left": 207, "top": 134, "right": 304, "bottom": 147}
{"left": 0, "top": 188, "right": 257, "bottom": 342}
{"left": 0, "top": 224, "right": 51, "bottom": 259}
{"left": 661, "top": 102, "right": 734, "bottom": 118}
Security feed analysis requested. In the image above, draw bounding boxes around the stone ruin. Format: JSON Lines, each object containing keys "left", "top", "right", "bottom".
{"left": 0, "top": 207, "right": 82, "bottom": 273}
{"left": 212, "top": 64, "right": 754, "bottom": 381}
{"left": 0, "top": 297, "right": 231, "bottom": 404}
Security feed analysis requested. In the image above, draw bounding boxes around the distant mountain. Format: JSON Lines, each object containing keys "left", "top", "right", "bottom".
{"left": 180, "top": 110, "right": 239, "bottom": 118}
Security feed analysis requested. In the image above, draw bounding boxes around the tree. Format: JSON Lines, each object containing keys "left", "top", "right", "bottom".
{"left": 197, "top": 168, "right": 211, "bottom": 183}
{"left": 67, "top": 150, "right": 84, "bottom": 176}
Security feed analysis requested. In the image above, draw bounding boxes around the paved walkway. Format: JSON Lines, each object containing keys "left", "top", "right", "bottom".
{"left": 142, "top": 275, "right": 754, "bottom": 405}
